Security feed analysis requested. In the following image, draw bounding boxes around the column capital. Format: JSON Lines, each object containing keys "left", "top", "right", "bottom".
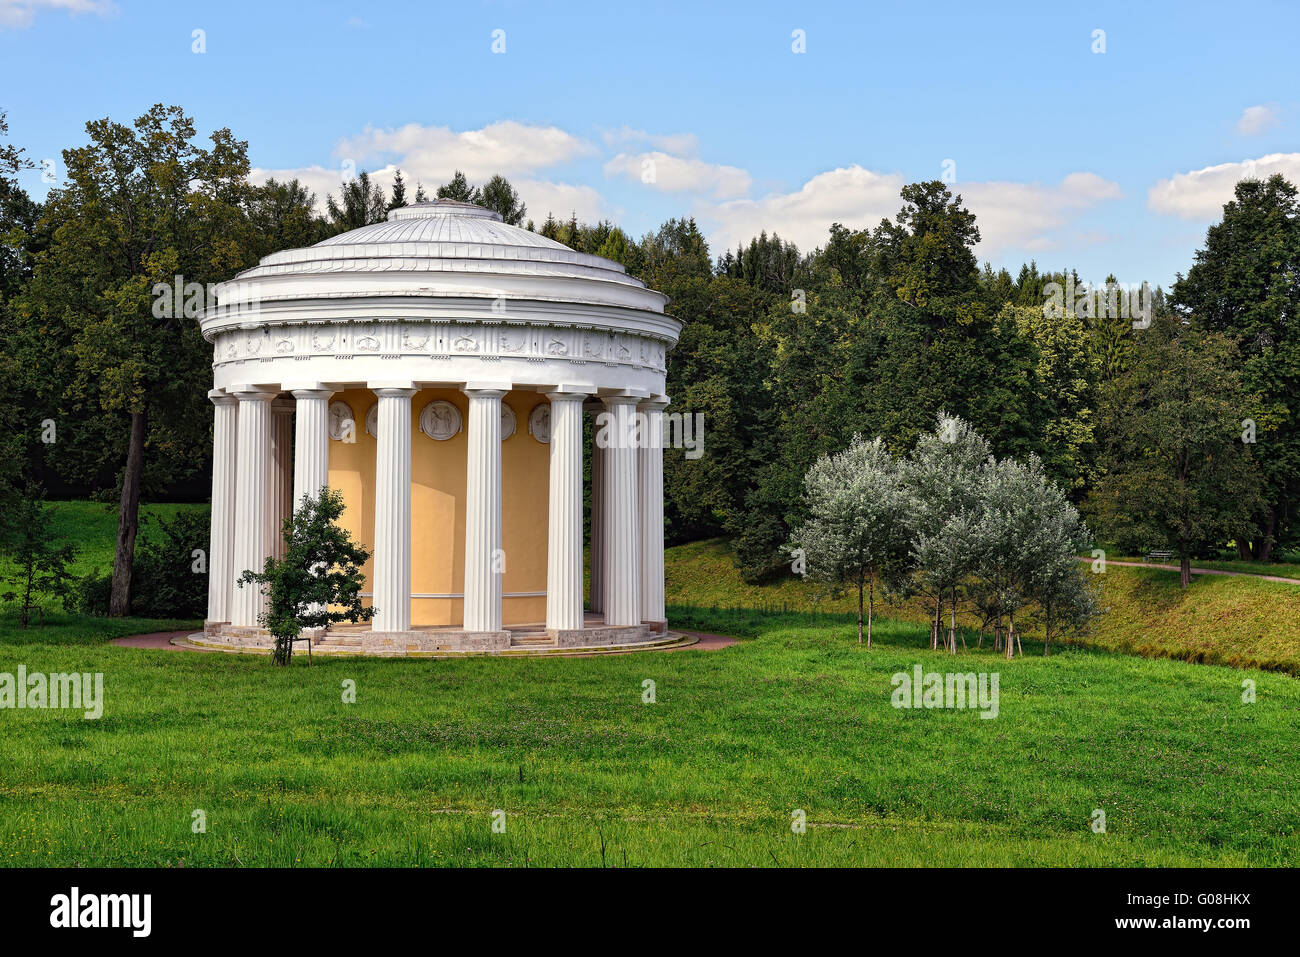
{"left": 208, "top": 389, "right": 238, "bottom": 407}
{"left": 463, "top": 380, "right": 512, "bottom": 397}
{"left": 545, "top": 390, "right": 589, "bottom": 404}
{"left": 639, "top": 396, "right": 671, "bottom": 413}
{"left": 367, "top": 380, "right": 417, "bottom": 397}
{"left": 601, "top": 394, "right": 643, "bottom": 408}
{"left": 230, "top": 385, "right": 279, "bottom": 402}
{"left": 286, "top": 383, "right": 335, "bottom": 401}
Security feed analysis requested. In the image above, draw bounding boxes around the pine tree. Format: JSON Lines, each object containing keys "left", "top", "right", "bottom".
{"left": 388, "top": 168, "right": 408, "bottom": 210}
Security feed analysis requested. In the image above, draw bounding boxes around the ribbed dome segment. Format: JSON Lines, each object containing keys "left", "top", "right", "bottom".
{"left": 315, "top": 200, "right": 573, "bottom": 253}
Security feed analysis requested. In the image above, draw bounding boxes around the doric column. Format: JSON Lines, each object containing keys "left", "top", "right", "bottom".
{"left": 206, "top": 391, "right": 238, "bottom": 624}
{"left": 231, "top": 388, "right": 278, "bottom": 628}
{"left": 463, "top": 385, "right": 506, "bottom": 632}
{"left": 269, "top": 399, "right": 294, "bottom": 560}
{"left": 546, "top": 391, "right": 588, "bottom": 631}
{"left": 370, "top": 383, "right": 417, "bottom": 633}
{"left": 291, "top": 387, "right": 333, "bottom": 508}
{"left": 639, "top": 397, "right": 669, "bottom": 624}
{"left": 602, "top": 396, "right": 641, "bottom": 627}
{"left": 589, "top": 414, "right": 604, "bottom": 615}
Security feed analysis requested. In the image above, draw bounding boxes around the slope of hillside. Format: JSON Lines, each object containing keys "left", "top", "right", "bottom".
{"left": 666, "top": 538, "right": 1300, "bottom": 675}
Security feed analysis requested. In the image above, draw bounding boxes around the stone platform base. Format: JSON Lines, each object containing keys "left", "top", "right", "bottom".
{"left": 194, "top": 618, "right": 681, "bottom": 657}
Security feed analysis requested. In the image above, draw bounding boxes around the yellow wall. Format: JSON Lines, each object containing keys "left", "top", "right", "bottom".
{"left": 328, "top": 388, "right": 550, "bottom": 627}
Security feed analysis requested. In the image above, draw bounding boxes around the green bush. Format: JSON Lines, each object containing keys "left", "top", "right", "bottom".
{"left": 75, "top": 568, "right": 112, "bottom": 616}
{"left": 131, "top": 509, "right": 210, "bottom": 619}
{"left": 77, "top": 510, "right": 210, "bottom": 619}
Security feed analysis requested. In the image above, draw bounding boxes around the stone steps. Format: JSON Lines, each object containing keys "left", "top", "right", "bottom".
{"left": 509, "top": 632, "right": 556, "bottom": 648}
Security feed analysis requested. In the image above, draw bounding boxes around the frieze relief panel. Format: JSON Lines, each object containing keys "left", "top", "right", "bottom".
{"left": 213, "top": 321, "right": 667, "bottom": 373}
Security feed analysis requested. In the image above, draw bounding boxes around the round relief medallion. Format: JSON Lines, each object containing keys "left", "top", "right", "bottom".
{"left": 365, "top": 404, "right": 379, "bottom": 438}
{"left": 501, "top": 403, "right": 517, "bottom": 440}
{"left": 328, "top": 401, "right": 355, "bottom": 442}
{"left": 528, "top": 403, "right": 550, "bottom": 444}
{"left": 419, "top": 400, "right": 462, "bottom": 441}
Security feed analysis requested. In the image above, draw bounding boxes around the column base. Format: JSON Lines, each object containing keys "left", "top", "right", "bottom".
{"left": 551, "top": 622, "right": 657, "bottom": 647}
{"left": 361, "top": 629, "right": 512, "bottom": 655}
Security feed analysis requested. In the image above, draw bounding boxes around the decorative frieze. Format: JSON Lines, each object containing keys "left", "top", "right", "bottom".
{"left": 213, "top": 320, "right": 668, "bottom": 373}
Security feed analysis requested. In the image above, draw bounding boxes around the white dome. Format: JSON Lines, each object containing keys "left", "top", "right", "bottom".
{"left": 234, "top": 199, "right": 655, "bottom": 294}
{"left": 202, "top": 200, "right": 679, "bottom": 397}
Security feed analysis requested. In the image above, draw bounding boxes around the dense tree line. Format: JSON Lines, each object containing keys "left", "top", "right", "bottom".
{"left": 1, "top": 104, "right": 1294, "bottom": 614}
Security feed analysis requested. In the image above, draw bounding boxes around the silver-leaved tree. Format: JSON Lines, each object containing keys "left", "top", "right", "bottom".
{"left": 237, "top": 488, "right": 375, "bottom": 665}
{"left": 787, "top": 435, "right": 913, "bottom": 646}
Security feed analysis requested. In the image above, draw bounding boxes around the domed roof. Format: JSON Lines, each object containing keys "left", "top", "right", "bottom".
{"left": 315, "top": 199, "right": 572, "bottom": 251}
{"left": 204, "top": 198, "right": 677, "bottom": 354}
{"left": 238, "top": 199, "right": 649, "bottom": 290}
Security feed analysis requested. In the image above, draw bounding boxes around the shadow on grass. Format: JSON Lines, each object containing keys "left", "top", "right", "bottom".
{"left": 666, "top": 602, "right": 1121, "bottom": 664}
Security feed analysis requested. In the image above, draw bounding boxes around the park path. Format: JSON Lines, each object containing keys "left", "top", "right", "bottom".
{"left": 1076, "top": 556, "right": 1300, "bottom": 585}
{"left": 111, "top": 630, "right": 212, "bottom": 651}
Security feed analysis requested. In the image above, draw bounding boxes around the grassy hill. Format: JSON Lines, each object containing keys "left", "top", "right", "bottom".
{"left": 666, "top": 538, "right": 1300, "bottom": 675}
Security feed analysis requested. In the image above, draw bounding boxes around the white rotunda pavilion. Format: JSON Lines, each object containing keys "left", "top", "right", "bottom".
{"left": 198, "top": 200, "right": 680, "bottom": 654}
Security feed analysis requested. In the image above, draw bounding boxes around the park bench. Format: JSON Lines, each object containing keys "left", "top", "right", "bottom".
{"left": 1145, "top": 549, "right": 1175, "bottom": 563}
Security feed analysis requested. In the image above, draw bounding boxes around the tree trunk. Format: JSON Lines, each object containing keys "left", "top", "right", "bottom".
{"left": 109, "top": 409, "right": 148, "bottom": 617}
{"left": 1005, "top": 620, "right": 1015, "bottom": 660}
{"left": 1179, "top": 552, "right": 1191, "bottom": 589}
{"left": 857, "top": 569, "right": 864, "bottom": 645}
{"left": 1236, "top": 539, "right": 1252, "bottom": 560}
{"left": 866, "top": 575, "right": 874, "bottom": 649}
{"left": 932, "top": 599, "right": 941, "bottom": 649}
{"left": 1259, "top": 507, "right": 1277, "bottom": 563}
{"left": 948, "top": 590, "right": 956, "bottom": 653}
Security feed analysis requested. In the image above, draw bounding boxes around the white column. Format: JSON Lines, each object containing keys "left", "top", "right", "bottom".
{"left": 269, "top": 400, "right": 294, "bottom": 560}
{"left": 206, "top": 391, "right": 238, "bottom": 624}
{"left": 589, "top": 408, "right": 604, "bottom": 615}
{"left": 231, "top": 388, "right": 277, "bottom": 628}
{"left": 546, "top": 391, "right": 588, "bottom": 631}
{"left": 639, "top": 398, "right": 669, "bottom": 624}
{"left": 463, "top": 386, "right": 506, "bottom": 632}
{"left": 291, "top": 387, "right": 333, "bottom": 507}
{"left": 602, "top": 396, "right": 640, "bottom": 627}
{"left": 370, "top": 384, "right": 416, "bottom": 633}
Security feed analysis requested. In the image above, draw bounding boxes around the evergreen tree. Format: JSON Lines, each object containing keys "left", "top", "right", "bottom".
{"left": 237, "top": 488, "right": 375, "bottom": 666}
{"left": 388, "top": 168, "right": 408, "bottom": 210}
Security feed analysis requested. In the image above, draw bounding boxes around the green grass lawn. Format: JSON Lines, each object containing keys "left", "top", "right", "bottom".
{"left": 1, "top": 509, "right": 1297, "bottom": 867}
{"left": 1, "top": 606, "right": 1297, "bottom": 866}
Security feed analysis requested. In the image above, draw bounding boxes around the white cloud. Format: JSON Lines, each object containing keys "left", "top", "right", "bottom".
{"left": 513, "top": 178, "right": 610, "bottom": 224}
{"left": 335, "top": 120, "right": 595, "bottom": 181}
{"left": 701, "top": 165, "right": 904, "bottom": 253}
{"left": 0, "top": 0, "right": 113, "bottom": 28}
{"left": 698, "top": 166, "right": 1121, "bottom": 258}
{"left": 600, "top": 127, "right": 700, "bottom": 156}
{"left": 959, "top": 172, "right": 1122, "bottom": 256}
{"left": 604, "top": 151, "right": 752, "bottom": 199}
{"left": 1237, "top": 105, "right": 1279, "bottom": 136}
{"left": 1148, "top": 153, "right": 1300, "bottom": 219}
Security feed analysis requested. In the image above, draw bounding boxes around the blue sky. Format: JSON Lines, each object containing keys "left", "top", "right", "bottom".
{"left": 2, "top": 0, "right": 1298, "bottom": 288}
